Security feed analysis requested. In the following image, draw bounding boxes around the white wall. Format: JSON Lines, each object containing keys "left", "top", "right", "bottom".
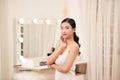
{"left": 8, "top": 0, "right": 65, "bottom": 19}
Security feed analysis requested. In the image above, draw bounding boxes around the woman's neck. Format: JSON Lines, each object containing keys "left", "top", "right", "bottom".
{"left": 66, "top": 38, "right": 74, "bottom": 47}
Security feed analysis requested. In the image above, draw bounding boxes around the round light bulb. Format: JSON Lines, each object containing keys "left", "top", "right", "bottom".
{"left": 18, "top": 37, "right": 24, "bottom": 43}
{"left": 18, "top": 18, "right": 24, "bottom": 24}
{"left": 45, "top": 19, "right": 51, "bottom": 24}
{"left": 57, "top": 19, "right": 61, "bottom": 24}
{"left": 33, "top": 18, "right": 38, "bottom": 24}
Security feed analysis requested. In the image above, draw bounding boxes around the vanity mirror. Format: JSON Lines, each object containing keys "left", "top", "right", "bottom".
{"left": 15, "top": 18, "right": 61, "bottom": 65}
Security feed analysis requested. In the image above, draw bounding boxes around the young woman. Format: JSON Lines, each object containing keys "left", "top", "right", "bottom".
{"left": 46, "top": 18, "right": 80, "bottom": 80}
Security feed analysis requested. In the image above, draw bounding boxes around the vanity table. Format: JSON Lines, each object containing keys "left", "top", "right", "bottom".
{"left": 13, "top": 65, "right": 55, "bottom": 80}
{"left": 13, "top": 60, "right": 87, "bottom": 80}
{"left": 14, "top": 61, "right": 87, "bottom": 73}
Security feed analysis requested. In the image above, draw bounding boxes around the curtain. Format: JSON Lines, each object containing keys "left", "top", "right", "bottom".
{"left": 0, "top": 0, "right": 14, "bottom": 80}
{"left": 79, "top": 0, "right": 120, "bottom": 80}
{"left": 0, "top": 0, "right": 13, "bottom": 80}
{"left": 23, "top": 21, "right": 57, "bottom": 58}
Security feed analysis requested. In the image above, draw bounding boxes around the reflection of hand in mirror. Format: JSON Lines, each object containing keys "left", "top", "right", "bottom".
{"left": 51, "top": 47, "right": 55, "bottom": 52}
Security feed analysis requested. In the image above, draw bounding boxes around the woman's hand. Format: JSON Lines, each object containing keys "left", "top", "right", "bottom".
{"left": 48, "top": 64, "right": 55, "bottom": 69}
{"left": 46, "top": 36, "right": 67, "bottom": 65}
{"left": 59, "top": 36, "right": 67, "bottom": 50}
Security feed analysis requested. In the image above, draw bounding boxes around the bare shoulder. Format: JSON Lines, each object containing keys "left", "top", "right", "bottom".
{"left": 72, "top": 42, "right": 79, "bottom": 48}
{"left": 70, "top": 42, "right": 79, "bottom": 52}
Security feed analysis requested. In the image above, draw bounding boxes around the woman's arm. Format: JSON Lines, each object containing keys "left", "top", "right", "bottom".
{"left": 50, "top": 43, "right": 79, "bottom": 73}
{"left": 46, "top": 46, "right": 64, "bottom": 65}
{"left": 47, "top": 36, "right": 67, "bottom": 65}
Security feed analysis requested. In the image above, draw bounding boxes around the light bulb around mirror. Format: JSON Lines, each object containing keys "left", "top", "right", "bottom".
{"left": 18, "top": 37, "right": 24, "bottom": 43}
{"left": 45, "top": 19, "right": 51, "bottom": 24}
{"left": 57, "top": 19, "right": 61, "bottom": 24}
{"left": 18, "top": 18, "right": 24, "bottom": 24}
{"left": 33, "top": 18, "right": 38, "bottom": 24}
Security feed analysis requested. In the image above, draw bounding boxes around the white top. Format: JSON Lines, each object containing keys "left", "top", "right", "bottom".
{"left": 55, "top": 48, "right": 78, "bottom": 80}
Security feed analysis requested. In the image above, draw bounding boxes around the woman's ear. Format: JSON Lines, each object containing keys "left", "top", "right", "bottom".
{"left": 73, "top": 28, "right": 76, "bottom": 32}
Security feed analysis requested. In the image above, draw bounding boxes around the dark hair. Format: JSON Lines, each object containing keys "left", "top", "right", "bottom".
{"left": 61, "top": 18, "right": 81, "bottom": 48}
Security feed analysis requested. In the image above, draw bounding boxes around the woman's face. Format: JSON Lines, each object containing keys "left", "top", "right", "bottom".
{"left": 60, "top": 22, "right": 75, "bottom": 39}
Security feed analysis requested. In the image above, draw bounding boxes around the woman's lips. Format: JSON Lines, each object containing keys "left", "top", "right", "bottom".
{"left": 62, "top": 34, "right": 67, "bottom": 36}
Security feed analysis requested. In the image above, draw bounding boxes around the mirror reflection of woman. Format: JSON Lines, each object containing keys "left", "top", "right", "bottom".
{"left": 47, "top": 18, "right": 80, "bottom": 80}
